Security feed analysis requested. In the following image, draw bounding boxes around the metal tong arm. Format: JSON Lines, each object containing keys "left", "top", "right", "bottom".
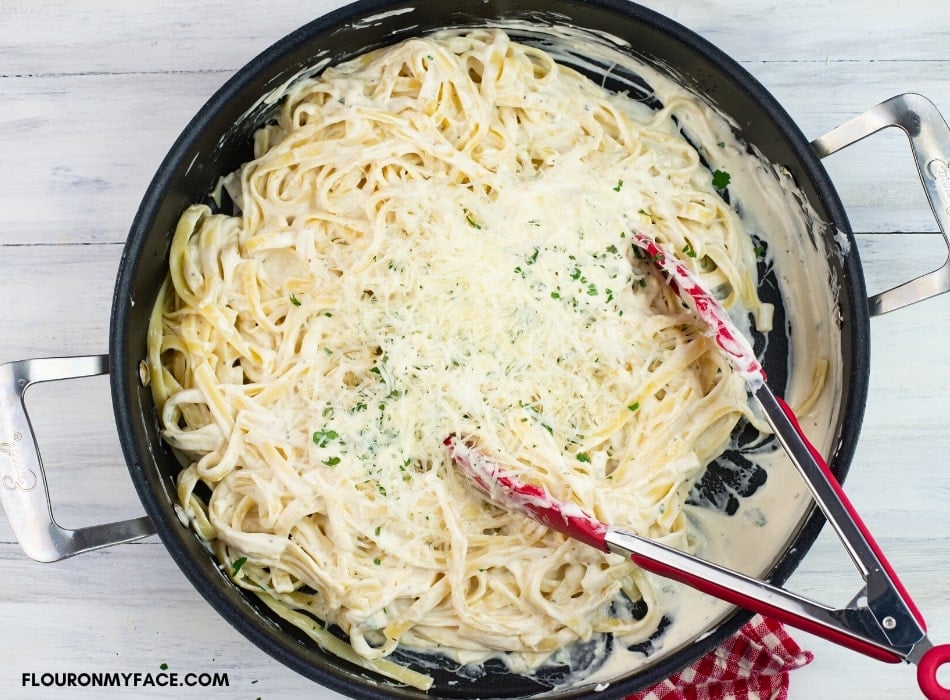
{"left": 752, "top": 384, "right": 927, "bottom": 653}
{"left": 604, "top": 528, "right": 906, "bottom": 663}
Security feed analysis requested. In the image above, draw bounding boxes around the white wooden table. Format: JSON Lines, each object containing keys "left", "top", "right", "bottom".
{"left": 2, "top": 1, "right": 949, "bottom": 698}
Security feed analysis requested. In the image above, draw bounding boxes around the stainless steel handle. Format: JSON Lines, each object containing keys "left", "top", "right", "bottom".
{"left": 811, "top": 93, "right": 950, "bottom": 316}
{"left": 0, "top": 356, "right": 154, "bottom": 562}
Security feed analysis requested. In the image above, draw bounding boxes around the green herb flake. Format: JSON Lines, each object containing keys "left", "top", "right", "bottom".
{"left": 323, "top": 456, "right": 341, "bottom": 467}
{"left": 374, "top": 557, "right": 382, "bottom": 565}
{"left": 375, "top": 525, "right": 382, "bottom": 536}
{"left": 464, "top": 210, "right": 482, "bottom": 229}
{"left": 754, "top": 244, "right": 766, "bottom": 257}
{"left": 586, "top": 283, "right": 598, "bottom": 296}
{"left": 627, "top": 402, "right": 640, "bottom": 412}
{"left": 289, "top": 293, "right": 302, "bottom": 307}
{"left": 160, "top": 663, "right": 169, "bottom": 671}
{"left": 613, "top": 178, "right": 623, "bottom": 192}
{"left": 570, "top": 267, "right": 582, "bottom": 281}
{"left": 683, "top": 243, "right": 697, "bottom": 258}
{"left": 550, "top": 291, "right": 561, "bottom": 299}
{"left": 231, "top": 556, "right": 247, "bottom": 576}
{"left": 606, "top": 244, "right": 618, "bottom": 255}
{"left": 712, "top": 169, "right": 731, "bottom": 190}
{"left": 527, "top": 247, "right": 540, "bottom": 265}
{"left": 576, "top": 452, "right": 591, "bottom": 463}
{"left": 312, "top": 428, "right": 340, "bottom": 448}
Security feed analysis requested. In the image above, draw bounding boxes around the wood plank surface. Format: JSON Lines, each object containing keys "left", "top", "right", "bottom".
{"left": 2, "top": 2, "right": 949, "bottom": 699}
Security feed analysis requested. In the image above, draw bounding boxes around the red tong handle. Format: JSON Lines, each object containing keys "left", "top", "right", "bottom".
{"left": 775, "top": 396, "right": 950, "bottom": 698}
{"left": 775, "top": 396, "right": 924, "bottom": 627}
{"left": 920, "top": 645, "right": 950, "bottom": 699}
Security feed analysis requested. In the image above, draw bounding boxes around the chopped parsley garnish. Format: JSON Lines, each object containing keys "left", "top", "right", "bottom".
{"left": 754, "top": 243, "right": 767, "bottom": 257}
{"left": 231, "top": 557, "right": 247, "bottom": 575}
{"left": 159, "top": 663, "right": 169, "bottom": 671}
{"left": 526, "top": 247, "right": 539, "bottom": 264}
{"left": 628, "top": 402, "right": 640, "bottom": 411}
{"left": 464, "top": 209, "right": 482, "bottom": 229}
{"left": 712, "top": 169, "right": 731, "bottom": 190}
{"left": 550, "top": 291, "right": 561, "bottom": 299}
{"left": 323, "top": 456, "right": 341, "bottom": 467}
{"left": 374, "top": 557, "right": 382, "bottom": 565}
{"left": 613, "top": 178, "right": 623, "bottom": 192}
{"left": 289, "top": 293, "right": 302, "bottom": 306}
{"left": 683, "top": 243, "right": 697, "bottom": 258}
{"left": 576, "top": 452, "right": 591, "bottom": 463}
{"left": 312, "top": 428, "right": 339, "bottom": 448}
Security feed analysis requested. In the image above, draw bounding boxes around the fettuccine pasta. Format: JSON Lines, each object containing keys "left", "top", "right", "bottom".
{"left": 146, "top": 28, "right": 767, "bottom": 680}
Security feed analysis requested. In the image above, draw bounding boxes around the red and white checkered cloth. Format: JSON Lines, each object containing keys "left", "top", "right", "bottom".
{"left": 627, "top": 616, "right": 814, "bottom": 700}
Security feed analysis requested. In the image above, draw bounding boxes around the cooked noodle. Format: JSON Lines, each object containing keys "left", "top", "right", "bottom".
{"left": 146, "top": 28, "right": 766, "bottom": 679}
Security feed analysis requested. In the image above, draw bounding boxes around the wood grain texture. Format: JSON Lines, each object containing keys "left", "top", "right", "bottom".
{"left": 1, "top": 2, "right": 949, "bottom": 699}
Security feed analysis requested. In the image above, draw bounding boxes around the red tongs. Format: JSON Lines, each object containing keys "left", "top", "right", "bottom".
{"left": 445, "top": 232, "right": 950, "bottom": 699}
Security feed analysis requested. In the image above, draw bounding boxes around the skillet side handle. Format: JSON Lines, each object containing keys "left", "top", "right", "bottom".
{"left": 811, "top": 93, "right": 950, "bottom": 316}
{"left": 0, "top": 356, "right": 154, "bottom": 562}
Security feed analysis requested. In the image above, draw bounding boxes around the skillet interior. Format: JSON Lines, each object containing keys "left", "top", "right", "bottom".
{"left": 110, "top": 0, "right": 870, "bottom": 697}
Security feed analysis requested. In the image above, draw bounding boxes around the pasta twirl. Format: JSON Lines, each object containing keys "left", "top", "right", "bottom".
{"left": 146, "top": 28, "right": 767, "bottom": 679}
